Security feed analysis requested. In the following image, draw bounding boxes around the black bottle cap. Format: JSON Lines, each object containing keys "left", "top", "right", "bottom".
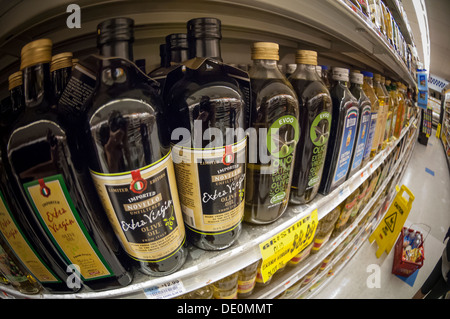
{"left": 187, "top": 17, "right": 222, "bottom": 39}
{"left": 97, "top": 17, "right": 134, "bottom": 47}
{"left": 165, "top": 33, "right": 188, "bottom": 50}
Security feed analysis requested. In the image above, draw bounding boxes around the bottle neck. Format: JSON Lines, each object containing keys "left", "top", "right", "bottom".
{"left": 250, "top": 59, "right": 282, "bottom": 78}
{"left": 364, "top": 77, "right": 373, "bottom": 87}
{"left": 22, "top": 63, "right": 53, "bottom": 109}
{"left": 99, "top": 40, "right": 133, "bottom": 61}
{"left": 171, "top": 49, "right": 189, "bottom": 64}
{"left": 252, "top": 59, "right": 278, "bottom": 68}
{"left": 188, "top": 38, "right": 222, "bottom": 61}
{"left": 350, "top": 82, "right": 363, "bottom": 89}
{"left": 10, "top": 86, "right": 25, "bottom": 113}
{"left": 335, "top": 79, "right": 348, "bottom": 87}
{"left": 291, "top": 63, "right": 320, "bottom": 80}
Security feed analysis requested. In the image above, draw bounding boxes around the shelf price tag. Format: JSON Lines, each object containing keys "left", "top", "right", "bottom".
{"left": 258, "top": 209, "right": 318, "bottom": 283}
{"left": 144, "top": 279, "right": 186, "bottom": 299}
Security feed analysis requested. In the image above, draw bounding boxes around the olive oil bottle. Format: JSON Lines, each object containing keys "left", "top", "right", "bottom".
{"left": 373, "top": 73, "right": 388, "bottom": 152}
{"left": 289, "top": 50, "right": 331, "bottom": 204}
{"left": 361, "top": 71, "right": 379, "bottom": 161}
{"left": 244, "top": 42, "right": 299, "bottom": 224}
{"left": 348, "top": 71, "right": 371, "bottom": 178}
{"left": 149, "top": 33, "right": 189, "bottom": 84}
{"left": 164, "top": 18, "right": 249, "bottom": 250}
{"left": 50, "top": 52, "right": 73, "bottom": 103}
{"left": 0, "top": 238, "right": 41, "bottom": 295}
{"left": 0, "top": 72, "right": 74, "bottom": 293}
{"left": 319, "top": 67, "right": 358, "bottom": 195}
{"left": 380, "top": 76, "right": 392, "bottom": 148}
{"left": 0, "top": 150, "right": 75, "bottom": 293}
{"left": 7, "top": 38, "right": 133, "bottom": 291}
{"left": 7, "top": 71, "right": 26, "bottom": 123}
{"left": 86, "top": 18, "right": 187, "bottom": 276}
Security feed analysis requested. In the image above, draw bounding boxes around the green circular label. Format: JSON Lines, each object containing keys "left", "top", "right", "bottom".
{"left": 267, "top": 115, "right": 300, "bottom": 158}
{"left": 310, "top": 112, "right": 331, "bottom": 146}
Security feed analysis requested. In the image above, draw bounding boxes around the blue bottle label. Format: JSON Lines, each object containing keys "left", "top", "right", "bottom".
{"left": 363, "top": 112, "right": 377, "bottom": 161}
{"left": 351, "top": 104, "right": 371, "bottom": 171}
{"left": 332, "top": 105, "right": 359, "bottom": 185}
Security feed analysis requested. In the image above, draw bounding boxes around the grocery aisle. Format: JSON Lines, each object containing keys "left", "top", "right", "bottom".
{"left": 314, "top": 130, "right": 450, "bottom": 299}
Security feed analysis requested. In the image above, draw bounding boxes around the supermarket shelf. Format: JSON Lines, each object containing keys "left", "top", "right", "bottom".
{"left": 250, "top": 117, "right": 418, "bottom": 299}
{"left": 328, "top": 0, "right": 415, "bottom": 87}
{"left": 0, "top": 114, "right": 419, "bottom": 299}
{"left": 0, "top": 0, "right": 417, "bottom": 96}
{"left": 303, "top": 121, "right": 418, "bottom": 299}
{"left": 305, "top": 222, "right": 376, "bottom": 299}
{"left": 384, "top": 0, "right": 414, "bottom": 45}
{"left": 0, "top": 0, "right": 419, "bottom": 299}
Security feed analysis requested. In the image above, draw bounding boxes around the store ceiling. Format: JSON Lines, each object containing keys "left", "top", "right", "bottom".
{"left": 403, "top": 0, "right": 450, "bottom": 82}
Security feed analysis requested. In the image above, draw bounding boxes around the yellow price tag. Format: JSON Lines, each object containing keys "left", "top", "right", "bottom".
{"left": 258, "top": 209, "right": 318, "bottom": 283}
{"left": 369, "top": 185, "right": 414, "bottom": 258}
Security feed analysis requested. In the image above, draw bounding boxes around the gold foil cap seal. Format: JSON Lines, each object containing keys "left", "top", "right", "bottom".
{"left": 251, "top": 42, "right": 279, "bottom": 61}
{"left": 20, "top": 39, "right": 52, "bottom": 70}
{"left": 8, "top": 71, "right": 22, "bottom": 91}
{"left": 50, "top": 52, "right": 73, "bottom": 72}
{"left": 295, "top": 50, "right": 317, "bottom": 65}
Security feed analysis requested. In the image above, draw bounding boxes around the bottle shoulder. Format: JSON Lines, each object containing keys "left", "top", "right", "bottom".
{"left": 251, "top": 77, "right": 297, "bottom": 100}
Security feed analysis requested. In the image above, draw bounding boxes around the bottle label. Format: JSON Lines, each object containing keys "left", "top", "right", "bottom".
{"left": 23, "top": 174, "right": 114, "bottom": 281}
{"left": 0, "top": 245, "right": 28, "bottom": 283}
{"left": 309, "top": 111, "right": 331, "bottom": 187}
{"left": 267, "top": 115, "right": 299, "bottom": 205}
{"left": 332, "top": 105, "right": 359, "bottom": 185}
{"left": 0, "top": 190, "right": 60, "bottom": 283}
{"left": 172, "top": 139, "right": 246, "bottom": 235}
{"left": 363, "top": 112, "right": 377, "bottom": 160}
{"left": 90, "top": 151, "right": 185, "bottom": 263}
{"left": 351, "top": 104, "right": 371, "bottom": 171}
{"left": 385, "top": 111, "right": 392, "bottom": 141}
{"left": 238, "top": 277, "right": 256, "bottom": 294}
{"left": 335, "top": 196, "right": 357, "bottom": 228}
{"left": 372, "top": 102, "right": 386, "bottom": 150}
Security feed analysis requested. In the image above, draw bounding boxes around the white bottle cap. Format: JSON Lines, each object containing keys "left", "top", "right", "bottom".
{"left": 332, "top": 67, "right": 349, "bottom": 82}
{"left": 350, "top": 72, "right": 363, "bottom": 84}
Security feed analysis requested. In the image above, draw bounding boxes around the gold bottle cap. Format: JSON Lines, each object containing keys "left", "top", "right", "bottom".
{"left": 50, "top": 52, "right": 73, "bottom": 72}
{"left": 20, "top": 39, "right": 53, "bottom": 70}
{"left": 8, "top": 71, "right": 22, "bottom": 91}
{"left": 251, "top": 42, "right": 279, "bottom": 61}
{"left": 295, "top": 50, "right": 317, "bottom": 65}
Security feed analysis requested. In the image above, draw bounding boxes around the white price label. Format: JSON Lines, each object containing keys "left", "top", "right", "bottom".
{"left": 144, "top": 279, "right": 186, "bottom": 299}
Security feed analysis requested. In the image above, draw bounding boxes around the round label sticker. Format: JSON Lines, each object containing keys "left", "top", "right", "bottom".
{"left": 310, "top": 112, "right": 331, "bottom": 147}
{"left": 266, "top": 115, "right": 300, "bottom": 158}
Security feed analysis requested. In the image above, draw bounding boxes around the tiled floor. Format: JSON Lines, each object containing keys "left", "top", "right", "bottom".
{"left": 314, "top": 130, "right": 450, "bottom": 299}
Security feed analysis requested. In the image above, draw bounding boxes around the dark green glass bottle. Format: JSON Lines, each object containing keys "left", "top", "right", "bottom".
{"left": 289, "top": 50, "right": 332, "bottom": 204}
